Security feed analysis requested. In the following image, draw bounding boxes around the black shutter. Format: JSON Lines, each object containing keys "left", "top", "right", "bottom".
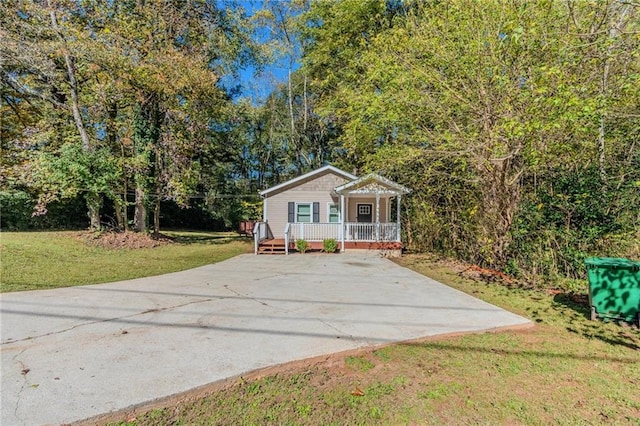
{"left": 288, "top": 202, "right": 295, "bottom": 223}
{"left": 313, "top": 202, "right": 320, "bottom": 223}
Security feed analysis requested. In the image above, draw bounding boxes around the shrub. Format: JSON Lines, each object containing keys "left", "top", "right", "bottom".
{"left": 296, "top": 239, "right": 309, "bottom": 254}
{"left": 0, "top": 191, "right": 87, "bottom": 230}
{"left": 323, "top": 238, "right": 338, "bottom": 253}
{"left": 0, "top": 191, "right": 34, "bottom": 230}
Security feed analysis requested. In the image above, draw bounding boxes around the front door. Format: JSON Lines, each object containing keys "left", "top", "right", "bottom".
{"left": 356, "top": 204, "right": 373, "bottom": 223}
{"left": 355, "top": 203, "right": 373, "bottom": 240}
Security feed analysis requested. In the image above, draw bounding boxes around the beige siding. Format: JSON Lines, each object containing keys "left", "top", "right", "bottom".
{"left": 346, "top": 197, "right": 389, "bottom": 222}
{"left": 265, "top": 171, "right": 350, "bottom": 239}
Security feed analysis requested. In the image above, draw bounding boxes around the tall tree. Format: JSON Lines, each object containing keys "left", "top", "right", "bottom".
{"left": 299, "top": 0, "right": 639, "bottom": 276}
{"left": 2, "top": 0, "right": 262, "bottom": 233}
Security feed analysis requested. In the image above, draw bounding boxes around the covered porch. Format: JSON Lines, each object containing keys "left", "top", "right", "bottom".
{"left": 283, "top": 173, "right": 410, "bottom": 253}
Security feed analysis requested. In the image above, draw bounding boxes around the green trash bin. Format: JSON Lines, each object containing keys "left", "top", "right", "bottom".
{"left": 584, "top": 257, "right": 640, "bottom": 325}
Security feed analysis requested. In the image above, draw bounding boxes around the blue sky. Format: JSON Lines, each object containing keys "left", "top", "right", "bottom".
{"left": 224, "top": 0, "right": 301, "bottom": 103}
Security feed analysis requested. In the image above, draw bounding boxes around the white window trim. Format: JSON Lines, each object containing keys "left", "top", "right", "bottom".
{"left": 295, "top": 202, "right": 314, "bottom": 223}
{"left": 357, "top": 204, "right": 372, "bottom": 216}
{"left": 327, "top": 202, "right": 340, "bottom": 223}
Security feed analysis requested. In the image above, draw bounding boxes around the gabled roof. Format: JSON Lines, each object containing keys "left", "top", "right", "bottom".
{"left": 334, "top": 173, "right": 411, "bottom": 195}
{"left": 259, "top": 165, "right": 357, "bottom": 197}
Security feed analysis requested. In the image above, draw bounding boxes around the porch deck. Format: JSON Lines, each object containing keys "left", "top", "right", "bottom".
{"left": 257, "top": 238, "right": 403, "bottom": 255}
{"left": 254, "top": 221, "right": 404, "bottom": 255}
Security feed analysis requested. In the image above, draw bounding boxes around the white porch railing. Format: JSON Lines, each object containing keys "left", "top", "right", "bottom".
{"left": 288, "top": 223, "right": 342, "bottom": 242}
{"left": 344, "top": 222, "right": 398, "bottom": 242}
{"left": 287, "top": 222, "right": 399, "bottom": 242}
{"left": 253, "top": 222, "right": 272, "bottom": 254}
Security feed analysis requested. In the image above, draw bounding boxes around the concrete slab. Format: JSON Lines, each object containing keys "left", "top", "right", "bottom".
{"left": 1, "top": 253, "right": 531, "bottom": 425}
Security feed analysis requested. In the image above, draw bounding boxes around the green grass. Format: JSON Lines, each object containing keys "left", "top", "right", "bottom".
{"left": 104, "top": 253, "right": 640, "bottom": 426}
{"left": 0, "top": 230, "right": 252, "bottom": 292}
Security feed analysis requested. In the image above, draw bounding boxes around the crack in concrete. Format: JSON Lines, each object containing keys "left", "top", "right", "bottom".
{"left": 223, "top": 285, "right": 286, "bottom": 311}
{"left": 318, "top": 320, "right": 360, "bottom": 342}
{"left": 221, "top": 285, "right": 360, "bottom": 342}
{"left": 2, "top": 298, "right": 214, "bottom": 344}
{"left": 12, "top": 348, "right": 28, "bottom": 425}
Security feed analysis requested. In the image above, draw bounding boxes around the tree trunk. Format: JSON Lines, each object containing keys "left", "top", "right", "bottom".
{"left": 49, "top": 1, "right": 100, "bottom": 230}
{"left": 120, "top": 142, "right": 129, "bottom": 231}
{"left": 113, "top": 195, "right": 125, "bottom": 231}
{"left": 48, "top": 1, "right": 91, "bottom": 153}
{"left": 122, "top": 186, "right": 128, "bottom": 231}
{"left": 85, "top": 192, "right": 102, "bottom": 231}
{"left": 479, "top": 158, "right": 522, "bottom": 267}
{"left": 153, "top": 189, "right": 161, "bottom": 236}
{"left": 134, "top": 185, "right": 146, "bottom": 233}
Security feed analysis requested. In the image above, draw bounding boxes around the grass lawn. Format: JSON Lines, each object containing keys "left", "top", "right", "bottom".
{"left": 104, "top": 254, "right": 640, "bottom": 426}
{"left": 0, "top": 230, "right": 252, "bottom": 292}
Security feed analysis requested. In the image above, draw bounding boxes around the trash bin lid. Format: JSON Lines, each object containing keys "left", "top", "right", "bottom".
{"left": 585, "top": 257, "right": 640, "bottom": 270}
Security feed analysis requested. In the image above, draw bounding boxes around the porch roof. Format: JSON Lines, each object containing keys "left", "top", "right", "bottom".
{"left": 334, "top": 173, "right": 410, "bottom": 196}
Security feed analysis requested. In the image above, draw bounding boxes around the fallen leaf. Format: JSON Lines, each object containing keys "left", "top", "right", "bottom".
{"left": 351, "top": 386, "right": 365, "bottom": 397}
{"left": 21, "top": 368, "right": 30, "bottom": 376}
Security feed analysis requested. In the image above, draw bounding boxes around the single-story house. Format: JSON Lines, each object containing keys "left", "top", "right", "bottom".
{"left": 254, "top": 165, "right": 410, "bottom": 255}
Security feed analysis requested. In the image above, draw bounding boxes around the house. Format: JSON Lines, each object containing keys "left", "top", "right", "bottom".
{"left": 254, "top": 165, "right": 410, "bottom": 255}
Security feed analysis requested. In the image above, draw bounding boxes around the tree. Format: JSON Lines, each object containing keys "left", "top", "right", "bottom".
{"left": 1, "top": 0, "right": 110, "bottom": 229}
{"left": 2, "top": 0, "right": 263, "bottom": 233}
{"left": 299, "top": 0, "right": 639, "bottom": 277}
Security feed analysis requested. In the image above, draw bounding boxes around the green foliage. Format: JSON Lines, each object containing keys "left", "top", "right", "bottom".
{"left": 0, "top": 191, "right": 34, "bottom": 230}
{"left": 1, "top": 0, "right": 265, "bottom": 233}
{"left": 345, "top": 356, "right": 374, "bottom": 372}
{"left": 239, "top": 200, "right": 263, "bottom": 221}
{"left": 296, "top": 239, "right": 309, "bottom": 254}
{"left": 300, "top": 0, "right": 640, "bottom": 281}
{"left": 322, "top": 238, "right": 338, "bottom": 253}
{"left": 506, "top": 165, "right": 638, "bottom": 281}
{"left": 0, "top": 191, "right": 87, "bottom": 231}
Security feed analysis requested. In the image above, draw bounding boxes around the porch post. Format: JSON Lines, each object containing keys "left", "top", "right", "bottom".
{"left": 396, "top": 194, "right": 401, "bottom": 242}
{"left": 340, "top": 194, "right": 346, "bottom": 253}
{"left": 375, "top": 191, "right": 380, "bottom": 241}
{"left": 262, "top": 197, "right": 267, "bottom": 222}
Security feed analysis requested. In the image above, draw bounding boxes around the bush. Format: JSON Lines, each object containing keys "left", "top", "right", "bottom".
{"left": 0, "top": 191, "right": 34, "bottom": 230}
{"left": 323, "top": 238, "right": 338, "bottom": 253}
{"left": 296, "top": 239, "right": 309, "bottom": 254}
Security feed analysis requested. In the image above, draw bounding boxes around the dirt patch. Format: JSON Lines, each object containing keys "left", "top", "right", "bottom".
{"left": 550, "top": 290, "right": 590, "bottom": 309}
{"left": 78, "top": 231, "right": 174, "bottom": 249}
{"left": 403, "top": 254, "right": 533, "bottom": 290}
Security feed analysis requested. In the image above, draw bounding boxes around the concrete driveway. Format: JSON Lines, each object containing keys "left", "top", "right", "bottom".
{"left": 1, "top": 253, "right": 530, "bottom": 425}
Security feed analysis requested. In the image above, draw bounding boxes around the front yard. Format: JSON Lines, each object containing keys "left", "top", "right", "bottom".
{"left": 0, "top": 231, "right": 252, "bottom": 292}
{"left": 2, "top": 233, "right": 637, "bottom": 424}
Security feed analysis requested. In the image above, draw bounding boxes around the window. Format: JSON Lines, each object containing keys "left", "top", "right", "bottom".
{"left": 296, "top": 203, "right": 312, "bottom": 223}
{"left": 289, "top": 202, "right": 319, "bottom": 223}
{"left": 328, "top": 204, "right": 340, "bottom": 223}
{"left": 358, "top": 204, "right": 371, "bottom": 215}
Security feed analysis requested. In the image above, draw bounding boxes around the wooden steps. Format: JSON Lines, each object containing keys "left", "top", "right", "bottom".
{"left": 257, "top": 239, "right": 288, "bottom": 254}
